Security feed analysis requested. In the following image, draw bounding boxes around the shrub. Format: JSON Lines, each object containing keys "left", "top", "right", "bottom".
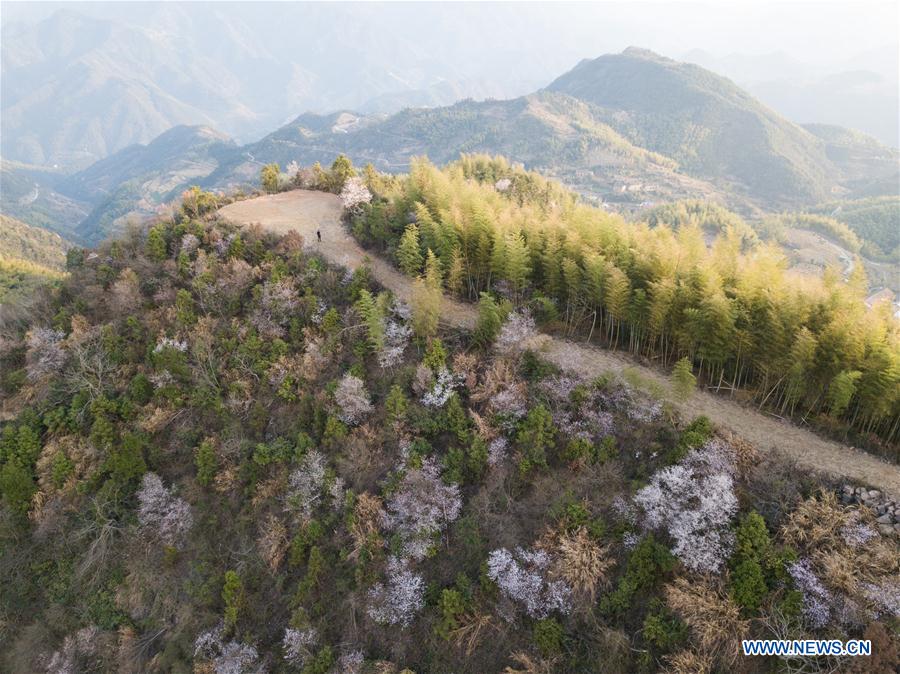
{"left": 222, "top": 570, "right": 244, "bottom": 631}
{"left": 533, "top": 618, "right": 564, "bottom": 656}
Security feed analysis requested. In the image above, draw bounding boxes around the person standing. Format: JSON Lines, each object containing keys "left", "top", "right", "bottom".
{"left": 316, "top": 229, "right": 321, "bottom": 243}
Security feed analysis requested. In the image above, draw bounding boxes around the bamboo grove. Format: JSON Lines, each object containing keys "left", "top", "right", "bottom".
{"left": 350, "top": 155, "right": 900, "bottom": 449}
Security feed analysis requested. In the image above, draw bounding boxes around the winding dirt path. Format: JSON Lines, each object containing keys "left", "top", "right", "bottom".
{"left": 220, "top": 190, "right": 900, "bottom": 496}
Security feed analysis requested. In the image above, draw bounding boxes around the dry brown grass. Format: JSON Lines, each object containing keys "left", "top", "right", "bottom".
{"left": 448, "top": 611, "right": 497, "bottom": 657}
{"left": 548, "top": 526, "right": 614, "bottom": 602}
{"left": 662, "top": 649, "right": 714, "bottom": 674}
{"left": 780, "top": 491, "right": 900, "bottom": 603}
{"left": 258, "top": 513, "right": 288, "bottom": 572}
{"left": 720, "top": 431, "right": 760, "bottom": 478}
{"left": 665, "top": 577, "right": 748, "bottom": 668}
{"left": 503, "top": 651, "right": 557, "bottom": 674}
{"left": 471, "top": 359, "right": 524, "bottom": 405}
{"left": 350, "top": 492, "right": 384, "bottom": 559}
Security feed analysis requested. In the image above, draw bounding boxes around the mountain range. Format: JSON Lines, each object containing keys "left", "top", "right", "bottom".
{"left": 2, "top": 47, "right": 898, "bottom": 268}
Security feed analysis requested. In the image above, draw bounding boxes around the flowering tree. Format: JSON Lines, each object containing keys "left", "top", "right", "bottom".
{"left": 383, "top": 457, "right": 461, "bottom": 561}
{"left": 367, "top": 556, "right": 425, "bottom": 626}
{"left": 334, "top": 373, "right": 374, "bottom": 425}
{"left": 487, "top": 546, "right": 572, "bottom": 619}
{"left": 25, "top": 327, "right": 66, "bottom": 381}
{"left": 787, "top": 558, "right": 833, "bottom": 629}
{"left": 340, "top": 176, "right": 372, "bottom": 212}
{"left": 286, "top": 450, "right": 327, "bottom": 520}
{"left": 194, "top": 624, "right": 261, "bottom": 674}
{"left": 282, "top": 626, "right": 318, "bottom": 667}
{"left": 495, "top": 311, "right": 543, "bottom": 356}
{"left": 633, "top": 439, "right": 738, "bottom": 573}
{"left": 419, "top": 368, "right": 461, "bottom": 408}
{"left": 251, "top": 278, "right": 300, "bottom": 338}
{"left": 137, "top": 472, "right": 193, "bottom": 546}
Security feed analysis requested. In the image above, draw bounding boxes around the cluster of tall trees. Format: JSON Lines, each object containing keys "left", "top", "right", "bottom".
{"left": 351, "top": 155, "right": 900, "bottom": 448}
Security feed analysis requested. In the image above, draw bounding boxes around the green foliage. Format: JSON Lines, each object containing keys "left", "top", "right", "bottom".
{"left": 195, "top": 439, "right": 218, "bottom": 487}
{"left": 435, "top": 588, "right": 467, "bottom": 639}
{"left": 329, "top": 154, "right": 356, "bottom": 192}
{"left": 668, "top": 415, "right": 713, "bottom": 464}
{"left": 533, "top": 618, "right": 564, "bottom": 656}
{"left": 397, "top": 223, "right": 424, "bottom": 276}
{"left": 423, "top": 338, "right": 448, "bottom": 370}
{"left": 670, "top": 357, "right": 696, "bottom": 401}
{"left": 473, "top": 292, "right": 503, "bottom": 348}
{"left": 301, "top": 646, "right": 335, "bottom": 674}
{"left": 260, "top": 163, "right": 281, "bottom": 194}
{"left": 516, "top": 404, "right": 555, "bottom": 476}
{"left": 145, "top": 225, "right": 168, "bottom": 262}
{"left": 222, "top": 570, "right": 244, "bottom": 631}
{"left": 601, "top": 535, "right": 674, "bottom": 617}
{"left": 385, "top": 384, "right": 408, "bottom": 425}
{"left": 642, "top": 601, "right": 689, "bottom": 652}
{"left": 729, "top": 511, "right": 774, "bottom": 611}
{"left": 0, "top": 461, "right": 36, "bottom": 516}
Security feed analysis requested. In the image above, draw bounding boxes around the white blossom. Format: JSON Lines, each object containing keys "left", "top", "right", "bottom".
{"left": 495, "top": 311, "right": 540, "bottom": 355}
{"left": 367, "top": 556, "right": 425, "bottom": 626}
{"left": 337, "top": 650, "right": 365, "bottom": 674}
{"left": 788, "top": 558, "right": 832, "bottom": 629}
{"left": 334, "top": 373, "right": 374, "bottom": 425}
{"left": 378, "top": 319, "right": 411, "bottom": 368}
{"left": 153, "top": 336, "right": 188, "bottom": 353}
{"left": 26, "top": 327, "right": 66, "bottom": 381}
{"left": 840, "top": 522, "right": 877, "bottom": 548}
{"left": 383, "top": 457, "right": 461, "bottom": 561}
{"left": 340, "top": 176, "right": 372, "bottom": 211}
{"left": 488, "top": 437, "right": 509, "bottom": 467}
{"left": 194, "top": 624, "right": 263, "bottom": 674}
{"left": 487, "top": 546, "right": 572, "bottom": 619}
{"left": 180, "top": 233, "right": 200, "bottom": 255}
{"left": 420, "top": 368, "right": 461, "bottom": 408}
{"left": 286, "top": 450, "right": 327, "bottom": 519}
{"left": 861, "top": 580, "right": 900, "bottom": 619}
{"left": 251, "top": 278, "right": 300, "bottom": 338}
{"left": 282, "top": 627, "right": 317, "bottom": 667}
{"left": 137, "top": 473, "right": 193, "bottom": 546}
{"left": 633, "top": 440, "right": 738, "bottom": 573}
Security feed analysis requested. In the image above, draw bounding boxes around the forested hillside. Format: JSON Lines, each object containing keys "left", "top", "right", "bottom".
{"left": 0, "top": 215, "right": 69, "bottom": 305}
{"left": 1, "top": 187, "right": 897, "bottom": 673}
{"left": 346, "top": 155, "right": 900, "bottom": 450}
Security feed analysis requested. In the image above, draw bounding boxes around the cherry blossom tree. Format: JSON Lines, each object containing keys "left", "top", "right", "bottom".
{"left": 367, "top": 556, "right": 425, "bottom": 626}
{"left": 487, "top": 546, "right": 573, "bottom": 619}
{"left": 334, "top": 373, "right": 374, "bottom": 425}
{"left": 340, "top": 176, "right": 372, "bottom": 212}
{"left": 383, "top": 457, "right": 461, "bottom": 561}
{"left": 282, "top": 626, "right": 318, "bottom": 667}
{"left": 286, "top": 450, "right": 327, "bottom": 520}
{"left": 25, "top": 327, "right": 66, "bottom": 381}
{"left": 633, "top": 439, "right": 738, "bottom": 573}
{"left": 137, "top": 472, "right": 193, "bottom": 546}
{"left": 194, "top": 624, "right": 262, "bottom": 674}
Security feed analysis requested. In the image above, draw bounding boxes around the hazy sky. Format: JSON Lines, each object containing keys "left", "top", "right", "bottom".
{"left": 2, "top": 0, "right": 898, "bottom": 68}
